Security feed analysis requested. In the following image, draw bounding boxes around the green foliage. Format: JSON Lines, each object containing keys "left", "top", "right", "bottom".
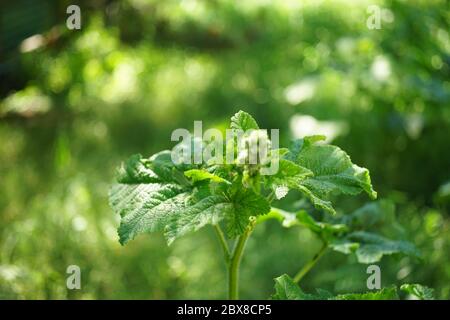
{"left": 272, "top": 275, "right": 434, "bottom": 300}
{"left": 400, "top": 284, "right": 435, "bottom": 300}
{"left": 285, "top": 136, "right": 377, "bottom": 214}
{"left": 1, "top": 0, "right": 448, "bottom": 300}
{"left": 342, "top": 231, "right": 421, "bottom": 264}
{"left": 108, "top": 110, "right": 429, "bottom": 299}
{"left": 265, "top": 202, "right": 420, "bottom": 264}
{"left": 230, "top": 110, "right": 260, "bottom": 131}
{"left": 110, "top": 111, "right": 376, "bottom": 247}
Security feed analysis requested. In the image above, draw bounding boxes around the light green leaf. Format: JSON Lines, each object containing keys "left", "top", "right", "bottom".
{"left": 267, "top": 159, "right": 313, "bottom": 190}
{"left": 329, "top": 240, "right": 360, "bottom": 254}
{"left": 165, "top": 195, "right": 233, "bottom": 245}
{"left": 400, "top": 284, "right": 435, "bottom": 300}
{"left": 285, "top": 135, "right": 326, "bottom": 160}
{"left": 272, "top": 274, "right": 399, "bottom": 300}
{"left": 230, "top": 110, "right": 259, "bottom": 131}
{"left": 272, "top": 275, "right": 311, "bottom": 300}
{"left": 272, "top": 275, "right": 400, "bottom": 300}
{"left": 328, "top": 232, "right": 420, "bottom": 263}
{"left": 342, "top": 199, "right": 396, "bottom": 229}
{"left": 333, "top": 287, "right": 399, "bottom": 300}
{"left": 296, "top": 185, "right": 336, "bottom": 214}
{"left": 348, "top": 231, "right": 421, "bottom": 263}
{"left": 269, "top": 207, "right": 346, "bottom": 234}
{"left": 184, "top": 169, "right": 231, "bottom": 184}
{"left": 287, "top": 136, "right": 377, "bottom": 214}
{"left": 109, "top": 183, "right": 189, "bottom": 245}
{"left": 116, "top": 154, "right": 161, "bottom": 183}
{"left": 295, "top": 210, "right": 347, "bottom": 235}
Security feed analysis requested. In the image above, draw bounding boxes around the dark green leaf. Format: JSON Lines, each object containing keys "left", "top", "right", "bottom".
{"left": 226, "top": 188, "right": 270, "bottom": 237}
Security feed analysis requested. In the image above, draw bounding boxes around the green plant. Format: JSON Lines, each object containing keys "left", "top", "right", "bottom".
{"left": 109, "top": 110, "right": 428, "bottom": 300}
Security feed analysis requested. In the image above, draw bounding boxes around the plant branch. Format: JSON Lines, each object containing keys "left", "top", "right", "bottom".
{"left": 214, "top": 224, "right": 230, "bottom": 262}
{"left": 266, "top": 191, "right": 275, "bottom": 203}
{"left": 228, "top": 219, "right": 255, "bottom": 300}
{"left": 293, "top": 241, "right": 328, "bottom": 284}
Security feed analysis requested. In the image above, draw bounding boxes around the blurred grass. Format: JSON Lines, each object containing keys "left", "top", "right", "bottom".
{"left": 0, "top": 0, "right": 449, "bottom": 299}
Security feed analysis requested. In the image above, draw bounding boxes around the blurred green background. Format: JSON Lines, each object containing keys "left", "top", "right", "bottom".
{"left": 0, "top": 0, "right": 449, "bottom": 299}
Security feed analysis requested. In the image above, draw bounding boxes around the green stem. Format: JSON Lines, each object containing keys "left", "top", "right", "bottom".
{"left": 228, "top": 221, "right": 255, "bottom": 300}
{"left": 266, "top": 191, "right": 275, "bottom": 203}
{"left": 214, "top": 225, "right": 230, "bottom": 262}
{"left": 293, "top": 242, "right": 327, "bottom": 283}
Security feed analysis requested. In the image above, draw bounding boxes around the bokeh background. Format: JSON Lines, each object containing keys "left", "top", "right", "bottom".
{"left": 0, "top": 0, "right": 449, "bottom": 299}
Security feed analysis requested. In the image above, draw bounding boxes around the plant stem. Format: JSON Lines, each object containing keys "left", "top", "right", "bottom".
{"left": 266, "top": 191, "right": 275, "bottom": 203}
{"left": 293, "top": 242, "right": 327, "bottom": 283}
{"left": 214, "top": 225, "right": 230, "bottom": 262}
{"left": 228, "top": 221, "right": 255, "bottom": 300}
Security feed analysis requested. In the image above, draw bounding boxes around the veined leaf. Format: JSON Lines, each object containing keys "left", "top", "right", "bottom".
{"left": 184, "top": 169, "right": 231, "bottom": 184}
{"left": 226, "top": 188, "right": 270, "bottom": 237}
{"left": 287, "top": 136, "right": 377, "bottom": 214}
{"left": 149, "top": 150, "right": 191, "bottom": 185}
{"left": 348, "top": 231, "right": 421, "bottom": 264}
{"left": 272, "top": 274, "right": 312, "bottom": 300}
{"left": 342, "top": 199, "right": 396, "bottom": 230}
{"left": 109, "top": 183, "right": 188, "bottom": 245}
{"left": 266, "top": 207, "right": 347, "bottom": 236}
{"left": 333, "top": 287, "right": 399, "bottom": 300}
{"left": 272, "top": 275, "right": 399, "bottom": 300}
{"left": 165, "top": 195, "right": 233, "bottom": 245}
{"left": 276, "top": 159, "right": 312, "bottom": 179}
{"left": 328, "top": 240, "right": 360, "bottom": 254}
{"left": 230, "top": 110, "right": 259, "bottom": 131}
{"left": 295, "top": 210, "right": 347, "bottom": 235}
{"left": 265, "top": 207, "right": 419, "bottom": 264}
{"left": 267, "top": 159, "right": 313, "bottom": 191}
{"left": 116, "top": 154, "right": 161, "bottom": 183}
{"left": 400, "top": 284, "right": 435, "bottom": 300}
{"left": 296, "top": 185, "right": 335, "bottom": 214}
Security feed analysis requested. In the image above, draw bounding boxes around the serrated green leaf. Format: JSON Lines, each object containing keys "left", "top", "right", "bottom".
{"left": 270, "top": 207, "right": 346, "bottom": 234}
{"left": 272, "top": 274, "right": 312, "bottom": 300}
{"left": 333, "top": 287, "right": 399, "bottom": 300}
{"left": 348, "top": 231, "right": 421, "bottom": 263}
{"left": 343, "top": 200, "right": 396, "bottom": 229}
{"left": 226, "top": 188, "right": 270, "bottom": 237}
{"left": 277, "top": 159, "right": 312, "bottom": 178}
{"left": 285, "top": 136, "right": 326, "bottom": 161}
{"left": 295, "top": 210, "right": 347, "bottom": 235}
{"left": 184, "top": 169, "right": 231, "bottom": 184}
{"left": 165, "top": 195, "right": 233, "bottom": 245}
{"left": 328, "top": 239, "right": 360, "bottom": 254}
{"left": 230, "top": 110, "right": 259, "bottom": 131}
{"left": 272, "top": 275, "right": 400, "bottom": 300}
{"left": 296, "top": 184, "right": 336, "bottom": 214}
{"left": 116, "top": 154, "right": 161, "bottom": 183}
{"left": 109, "top": 183, "right": 189, "bottom": 245}
{"left": 267, "top": 159, "right": 313, "bottom": 191}
{"left": 287, "top": 136, "right": 377, "bottom": 214}
{"left": 400, "top": 284, "right": 435, "bottom": 300}
{"left": 328, "top": 232, "right": 420, "bottom": 263}
{"left": 149, "top": 150, "right": 189, "bottom": 184}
